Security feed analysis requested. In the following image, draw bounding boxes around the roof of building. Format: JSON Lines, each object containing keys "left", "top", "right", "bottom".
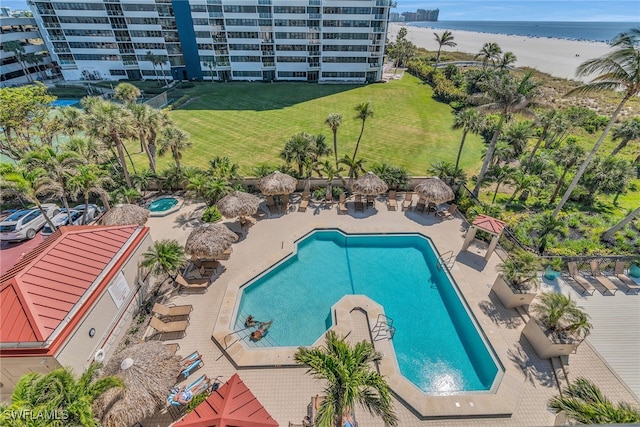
{"left": 472, "top": 214, "right": 506, "bottom": 236}
{"left": 0, "top": 225, "right": 147, "bottom": 351}
{"left": 173, "top": 373, "right": 279, "bottom": 427}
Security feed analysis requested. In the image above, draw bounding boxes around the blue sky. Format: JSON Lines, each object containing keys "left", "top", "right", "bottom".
{"left": 397, "top": 1, "right": 639, "bottom": 21}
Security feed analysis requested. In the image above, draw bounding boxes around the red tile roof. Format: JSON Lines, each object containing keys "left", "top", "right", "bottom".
{"left": 174, "top": 373, "right": 279, "bottom": 427}
{"left": 0, "top": 225, "right": 147, "bottom": 351}
{"left": 472, "top": 214, "right": 506, "bottom": 236}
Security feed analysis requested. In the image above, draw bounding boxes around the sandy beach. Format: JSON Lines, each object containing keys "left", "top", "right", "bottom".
{"left": 388, "top": 23, "right": 613, "bottom": 82}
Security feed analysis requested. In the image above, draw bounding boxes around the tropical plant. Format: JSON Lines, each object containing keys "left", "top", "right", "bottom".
{"left": 114, "top": 83, "right": 141, "bottom": 104}
{"left": 475, "top": 42, "right": 503, "bottom": 69}
{"left": 339, "top": 155, "right": 366, "bottom": 186}
{"left": 158, "top": 126, "right": 191, "bottom": 172}
{"left": 294, "top": 330, "right": 398, "bottom": 427}
{"left": 68, "top": 164, "right": 113, "bottom": 222}
{"left": 506, "top": 170, "right": 540, "bottom": 204}
{"left": 252, "top": 163, "right": 276, "bottom": 178}
{"left": 525, "top": 108, "right": 568, "bottom": 166}
{"left": 553, "top": 28, "right": 640, "bottom": 217}
{"left": 471, "top": 71, "right": 539, "bottom": 197}
{"left": 280, "top": 132, "right": 315, "bottom": 177}
{"left": 324, "top": 113, "right": 343, "bottom": 169}
{"left": 372, "top": 161, "right": 410, "bottom": 190}
{"left": 351, "top": 102, "right": 374, "bottom": 173}
{"left": 498, "top": 51, "right": 517, "bottom": 71}
{"left": 4, "top": 40, "right": 32, "bottom": 82}
{"left": 549, "top": 137, "right": 586, "bottom": 203}
{"left": 201, "top": 205, "right": 222, "bottom": 223}
{"left": 610, "top": 117, "right": 640, "bottom": 156}
{"left": 141, "top": 239, "right": 187, "bottom": 283}
{"left": 57, "top": 106, "right": 86, "bottom": 137}
{"left": 143, "top": 51, "right": 168, "bottom": 85}
{"left": 452, "top": 108, "right": 484, "bottom": 169}
{"left": 0, "top": 364, "right": 122, "bottom": 427}
{"left": 434, "top": 30, "right": 457, "bottom": 67}
{"left": 203, "top": 178, "right": 232, "bottom": 204}
{"left": 530, "top": 292, "right": 592, "bottom": 343}
{"left": 427, "top": 161, "right": 467, "bottom": 192}
{"left": 536, "top": 213, "right": 567, "bottom": 253}
{"left": 208, "top": 156, "right": 242, "bottom": 181}
{"left": 486, "top": 164, "right": 516, "bottom": 203}
{"left": 549, "top": 377, "right": 640, "bottom": 425}
{"left": 498, "top": 249, "right": 541, "bottom": 292}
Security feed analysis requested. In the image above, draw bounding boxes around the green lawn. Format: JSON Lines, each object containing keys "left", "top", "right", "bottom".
{"left": 127, "top": 74, "right": 485, "bottom": 175}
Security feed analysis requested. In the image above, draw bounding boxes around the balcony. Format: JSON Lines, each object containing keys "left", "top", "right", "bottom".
{"left": 258, "top": 0, "right": 271, "bottom": 4}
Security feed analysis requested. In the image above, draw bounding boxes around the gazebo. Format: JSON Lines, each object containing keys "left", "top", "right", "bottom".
{"left": 173, "top": 373, "right": 279, "bottom": 427}
{"left": 461, "top": 214, "right": 506, "bottom": 261}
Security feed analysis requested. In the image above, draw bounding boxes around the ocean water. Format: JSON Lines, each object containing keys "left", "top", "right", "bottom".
{"left": 411, "top": 21, "right": 637, "bottom": 43}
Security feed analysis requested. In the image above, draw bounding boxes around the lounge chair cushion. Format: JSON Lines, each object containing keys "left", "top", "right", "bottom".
{"left": 630, "top": 264, "right": 640, "bottom": 278}
{"left": 543, "top": 266, "right": 561, "bottom": 280}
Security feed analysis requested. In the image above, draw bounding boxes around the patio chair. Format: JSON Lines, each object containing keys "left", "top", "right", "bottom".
{"left": 190, "top": 256, "right": 219, "bottom": 272}
{"left": 152, "top": 302, "right": 192, "bottom": 319}
{"left": 415, "top": 195, "right": 427, "bottom": 213}
{"left": 149, "top": 316, "right": 189, "bottom": 337}
{"left": 567, "top": 262, "right": 596, "bottom": 295}
{"left": 614, "top": 261, "right": 640, "bottom": 294}
{"left": 387, "top": 190, "right": 397, "bottom": 211}
{"left": 589, "top": 260, "right": 619, "bottom": 295}
{"left": 177, "top": 351, "right": 204, "bottom": 380}
{"left": 366, "top": 195, "right": 375, "bottom": 208}
{"left": 165, "top": 343, "right": 180, "bottom": 354}
{"left": 175, "top": 273, "right": 209, "bottom": 291}
{"left": 282, "top": 196, "right": 290, "bottom": 214}
{"left": 338, "top": 193, "right": 348, "bottom": 215}
{"left": 354, "top": 194, "right": 364, "bottom": 212}
{"left": 266, "top": 195, "right": 278, "bottom": 214}
{"left": 214, "top": 247, "right": 233, "bottom": 261}
{"left": 402, "top": 192, "right": 413, "bottom": 211}
{"left": 436, "top": 203, "right": 457, "bottom": 220}
{"left": 240, "top": 216, "right": 257, "bottom": 227}
{"left": 325, "top": 191, "right": 333, "bottom": 206}
{"left": 167, "top": 374, "right": 211, "bottom": 407}
{"left": 298, "top": 191, "right": 310, "bottom": 212}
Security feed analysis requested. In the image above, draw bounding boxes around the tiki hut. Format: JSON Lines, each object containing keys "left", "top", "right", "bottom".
{"left": 184, "top": 223, "right": 238, "bottom": 259}
{"left": 93, "top": 341, "right": 181, "bottom": 427}
{"left": 216, "top": 191, "right": 261, "bottom": 220}
{"left": 414, "top": 177, "right": 455, "bottom": 205}
{"left": 256, "top": 171, "right": 297, "bottom": 196}
{"left": 352, "top": 171, "right": 388, "bottom": 195}
{"left": 98, "top": 204, "right": 149, "bottom": 226}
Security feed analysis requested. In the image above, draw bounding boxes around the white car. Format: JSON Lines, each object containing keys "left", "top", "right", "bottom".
{"left": 0, "top": 204, "right": 60, "bottom": 242}
{"left": 40, "top": 205, "right": 102, "bottom": 237}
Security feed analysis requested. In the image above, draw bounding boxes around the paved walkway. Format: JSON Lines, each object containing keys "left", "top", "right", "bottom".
{"left": 139, "top": 196, "right": 638, "bottom": 426}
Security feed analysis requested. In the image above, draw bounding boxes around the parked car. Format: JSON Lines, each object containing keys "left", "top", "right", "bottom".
{"left": 0, "top": 204, "right": 60, "bottom": 242}
{"left": 40, "top": 205, "right": 102, "bottom": 237}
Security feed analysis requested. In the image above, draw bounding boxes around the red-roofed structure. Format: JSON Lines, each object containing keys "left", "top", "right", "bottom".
{"left": 461, "top": 214, "right": 507, "bottom": 262}
{"left": 0, "top": 225, "right": 153, "bottom": 399}
{"left": 173, "top": 373, "right": 279, "bottom": 427}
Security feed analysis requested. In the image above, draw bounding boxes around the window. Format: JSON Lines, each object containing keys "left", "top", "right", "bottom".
{"left": 110, "top": 69, "right": 126, "bottom": 76}
{"left": 126, "top": 17, "right": 160, "bottom": 25}
{"left": 194, "top": 31, "right": 211, "bottom": 38}
{"left": 276, "top": 56, "right": 306, "bottom": 62}
{"left": 232, "top": 70, "right": 261, "bottom": 77}
{"left": 322, "top": 56, "right": 367, "bottom": 63}
{"left": 133, "top": 42, "right": 166, "bottom": 50}
{"left": 278, "top": 71, "right": 306, "bottom": 78}
{"left": 275, "top": 32, "right": 307, "bottom": 39}
{"left": 69, "top": 42, "right": 118, "bottom": 49}
{"left": 276, "top": 44, "right": 306, "bottom": 51}
{"left": 230, "top": 55, "right": 260, "bottom": 62}
{"left": 58, "top": 16, "right": 109, "bottom": 24}
{"left": 190, "top": 4, "right": 207, "bottom": 12}
{"left": 323, "top": 32, "right": 369, "bottom": 40}
{"left": 273, "top": 6, "right": 305, "bottom": 13}
{"left": 122, "top": 3, "right": 157, "bottom": 12}
{"left": 130, "top": 30, "right": 163, "bottom": 38}
{"left": 53, "top": 2, "right": 105, "bottom": 10}
{"left": 227, "top": 31, "right": 259, "bottom": 39}
{"left": 323, "top": 45, "right": 368, "bottom": 52}
{"left": 224, "top": 5, "right": 257, "bottom": 13}
{"left": 322, "top": 72, "right": 365, "bottom": 78}
{"left": 229, "top": 44, "right": 260, "bottom": 50}
{"left": 64, "top": 29, "right": 113, "bottom": 37}
{"left": 226, "top": 19, "right": 257, "bottom": 26}
{"left": 74, "top": 54, "right": 120, "bottom": 61}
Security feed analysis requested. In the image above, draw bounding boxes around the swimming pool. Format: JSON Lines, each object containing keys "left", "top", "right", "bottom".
{"left": 235, "top": 229, "right": 500, "bottom": 394}
{"left": 50, "top": 99, "right": 80, "bottom": 108}
{"left": 147, "top": 196, "right": 182, "bottom": 216}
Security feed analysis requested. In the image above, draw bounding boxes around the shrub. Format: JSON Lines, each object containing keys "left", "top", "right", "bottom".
{"left": 171, "top": 95, "right": 190, "bottom": 109}
{"left": 332, "top": 186, "right": 344, "bottom": 198}
{"left": 186, "top": 391, "right": 209, "bottom": 413}
{"left": 202, "top": 205, "right": 222, "bottom": 222}
{"left": 313, "top": 187, "right": 326, "bottom": 200}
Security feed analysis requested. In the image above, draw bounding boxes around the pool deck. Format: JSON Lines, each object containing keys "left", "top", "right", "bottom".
{"left": 141, "top": 196, "right": 639, "bottom": 426}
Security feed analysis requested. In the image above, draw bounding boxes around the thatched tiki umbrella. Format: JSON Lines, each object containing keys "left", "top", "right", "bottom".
{"left": 185, "top": 223, "right": 238, "bottom": 259}
{"left": 414, "top": 177, "right": 455, "bottom": 205}
{"left": 215, "top": 191, "right": 261, "bottom": 221}
{"left": 98, "top": 203, "right": 149, "bottom": 226}
{"left": 256, "top": 170, "right": 297, "bottom": 196}
{"left": 93, "top": 341, "right": 181, "bottom": 427}
{"left": 352, "top": 171, "right": 388, "bottom": 195}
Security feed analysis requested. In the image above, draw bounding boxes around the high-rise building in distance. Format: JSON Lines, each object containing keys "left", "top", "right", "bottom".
{"left": 28, "top": 0, "right": 391, "bottom": 83}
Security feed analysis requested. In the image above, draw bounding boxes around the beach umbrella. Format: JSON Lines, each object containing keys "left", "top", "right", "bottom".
{"left": 256, "top": 171, "right": 297, "bottom": 195}
{"left": 184, "top": 223, "right": 238, "bottom": 259}
{"left": 352, "top": 171, "right": 388, "bottom": 195}
{"left": 414, "top": 177, "right": 455, "bottom": 205}
{"left": 215, "top": 191, "right": 261, "bottom": 220}
{"left": 98, "top": 203, "right": 149, "bottom": 226}
{"left": 93, "top": 341, "right": 181, "bottom": 427}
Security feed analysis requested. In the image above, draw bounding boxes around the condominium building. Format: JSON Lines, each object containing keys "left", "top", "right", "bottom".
{"left": 28, "top": 0, "right": 391, "bottom": 83}
{"left": 1, "top": 16, "right": 58, "bottom": 87}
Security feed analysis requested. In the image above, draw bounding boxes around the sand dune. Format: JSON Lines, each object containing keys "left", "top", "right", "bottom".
{"left": 388, "top": 23, "right": 613, "bottom": 82}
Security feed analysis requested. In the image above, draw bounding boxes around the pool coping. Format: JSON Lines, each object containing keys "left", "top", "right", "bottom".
{"left": 211, "top": 229, "right": 524, "bottom": 419}
{"left": 147, "top": 195, "right": 184, "bottom": 217}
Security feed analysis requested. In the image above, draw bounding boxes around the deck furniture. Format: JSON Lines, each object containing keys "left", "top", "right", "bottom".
{"left": 567, "top": 262, "right": 596, "bottom": 295}
{"left": 152, "top": 303, "right": 192, "bottom": 319}
{"left": 175, "top": 273, "right": 209, "bottom": 291}
{"left": 387, "top": 190, "right": 397, "bottom": 211}
{"left": 614, "top": 261, "right": 640, "bottom": 294}
{"left": 589, "top": 260, "right": 619, "bottom": 295}
{"left": 266, "top": 196, "right": 278, "bottom": 214}
{"left": 354, "top": 194, "right": 364, "bottom": 212}
{"left": 298, "top": 191, "right": 310, "bottom": 212}
{"left": 337, "top": 193, "right": 348, "bottom": 215}
{"left": 436, "top": 203, "right": 457, "bottom": 220}
{"left": 178, "top": 351, "right": 204, "bottom": 380}
{"left": 415, "top": 195, "right": 427, "bottom": 213}
{"left": 402, "top": 192, "right": 413, "bottom": 211}
{"left": 149, "top": 316, "right": 189, "bottom": 337}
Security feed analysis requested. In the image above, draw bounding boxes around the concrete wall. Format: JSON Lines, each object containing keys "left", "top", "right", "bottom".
{"left": 0, "top": 356, "right": 61, "bottom": 403}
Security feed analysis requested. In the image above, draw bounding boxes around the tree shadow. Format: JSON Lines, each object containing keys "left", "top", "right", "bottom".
{"left": 508, "top": 337, "right": 557, "bottom": 389}
{"left": 175, "top": 209, "right": 203, "bottom": 229}
{"left": 478, "top": 295, "right": 523, "bottom": 329}
{"left": 178, "top": 82, "right": 361, "bottom": 112}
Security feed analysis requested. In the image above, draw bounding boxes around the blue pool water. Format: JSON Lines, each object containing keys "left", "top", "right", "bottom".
{"left": 236, "top": 230, "right": 500, "bottom": 393}
{"left": 50, "top": 99, "right": 80, "bottom": 108}
{"left": 148, "top": 197, "right": 178, "bottom": 212}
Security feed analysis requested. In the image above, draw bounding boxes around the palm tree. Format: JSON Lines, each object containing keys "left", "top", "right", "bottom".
{"left": 4, "top": 40, "right": 32, "bottom": 82}
{"left": 339, "top": 155, "right": 366, "bottom": 187}
{"left": 452, "top": 108, "right": 484, "bottom": 169}
{"left": 141, "top": 239, "right": 187, "bottom": 283}
{"left": 525, "top": 108, "right": 566, "bottom": 168}
{"left": 550, "top": 138, "right": 585, "bottom": 203}
{"left": 610, "top": 117, "right": 640, "bottom": 156}
{"left": 530, "top": 292, "right": 592, "bottom": 340}
{"left": 506, "top": 170, "right": 540, "bottom": 204}
{"left": 158, "top": 126, "right": 191, "bottom": 172}
{"left": 143, "top": 51, "right": 168, "bottom": 86}
{"left": 114, "top": 82, "right": 141, "bottom": 104}
{"left": 498, "top": 51, "right": 517, "bottom": 71}
{"left": 553, "top": 28, "right": 640, "bottom": 218}
{"left": 498, "top": 249, "right": 541, "bottom": 292}
{"left": 280, "top": 132, "right": 314, "bottom": 177}
{"left": 83, "top": 98, "right": 136, "bottom": 188}
{"left": 549, "top": 377, "right": 640, "bottom": 424}
{"left": 294, "top": 331, "right": 398, "bottom": 427}
{"left": 536, "top": 213, "right": 566, "bottom": 253}
{"left": 472, "top": 71, "right": 539, "bottom": 197}
{"left": 63, "top": 136, "right": 109, "bottom": 165}
{"left": 1, "top": 364, "right": 122, "bottom": 427}
{"left": 487, "top": 164, "right": 516, "bottom": 203}
{"left": 434, "top": 30, "right": 457, "bottom": 67}
{"left": 428, "top": 161, "right": 467, "bottom": 192}
{"left": 602, "top": 206, "right": 640, "bottom": 242}
{"left": 2, "top": 166, "right": 61, "bottom": 232}
{"left": 325, "top": 113, "right": 343, "bottom": 169}
{"left": 57, "top": 106, "right": 86, "bottom": 137}
{"left": 351, "top": 102, "right": 373, "bottom": 175}
{"left": 68, "top": 164, "right": 113, "bottom": 223}
{"left": 203, "top": 58, "right": 216, "bottom": 82}
{"left": 475, "top": 42, "right": 503, "bottom": 69}
{"left": 392, "top": 38, "right": 417, "bottom": 74}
